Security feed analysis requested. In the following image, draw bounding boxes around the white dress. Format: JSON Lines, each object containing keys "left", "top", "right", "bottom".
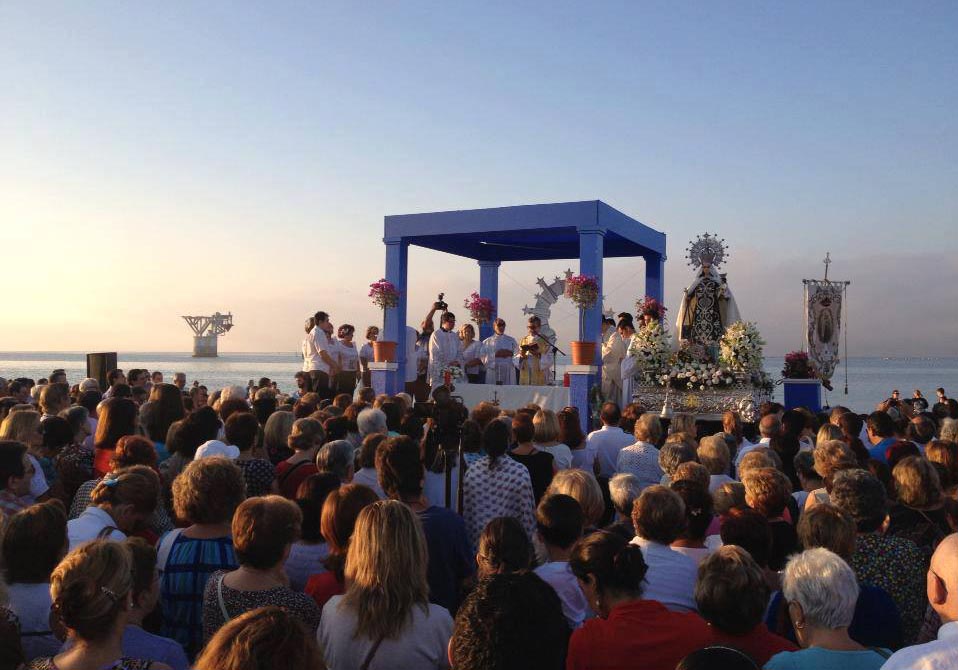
{"left": 427, "top": 329, "right": 464, "bottom": 387}
{"left": 461, "top": 341, "right": 483, "bottom": 377}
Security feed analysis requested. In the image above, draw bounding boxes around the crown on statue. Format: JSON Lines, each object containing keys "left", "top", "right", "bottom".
{"left": 686, "top": 233, "right": 727, "bottom": 269}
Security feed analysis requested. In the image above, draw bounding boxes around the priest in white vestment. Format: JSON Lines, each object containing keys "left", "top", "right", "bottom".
{"left": 601, "top": 319, "right": 626, "bottom": 402}
{"left": 481, "top": 318, "right": 519, "bottom": 385}
{"left": 427, "top": 312, "right": 464, "bottom": 388}
{"left": 515, "top": 315, "right": 553, "bottom": 386}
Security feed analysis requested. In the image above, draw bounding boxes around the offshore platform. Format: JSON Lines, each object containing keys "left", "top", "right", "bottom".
{"left": 181, "top": 312, "right": 234, "bottom": 357}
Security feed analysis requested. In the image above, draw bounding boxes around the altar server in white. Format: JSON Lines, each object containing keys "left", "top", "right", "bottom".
{"left": 481, "top": 318, "right": 519, "bottom": 385}
{"left": 428, "top": 311, "right": 464, "bottom": 388}
{"left": 617, "top": 319, "right": 638, "bottom": 407}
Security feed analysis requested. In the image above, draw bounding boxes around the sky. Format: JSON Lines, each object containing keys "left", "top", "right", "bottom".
{"left": 1, "top": 2, "right": 956, "bottom": 356}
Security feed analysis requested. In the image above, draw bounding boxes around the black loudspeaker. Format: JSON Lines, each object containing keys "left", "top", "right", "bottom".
{"left": 86, "top": 352, "right": 118, "bottom": 392}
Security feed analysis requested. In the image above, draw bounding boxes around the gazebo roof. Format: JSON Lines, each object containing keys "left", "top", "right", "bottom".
{"left": 384, "top": 200, "right": 666, "bottom": 262}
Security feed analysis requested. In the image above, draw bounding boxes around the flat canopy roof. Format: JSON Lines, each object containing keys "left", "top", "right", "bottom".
{"left": 384, "top": 200, "right": 666, "bottom": 262}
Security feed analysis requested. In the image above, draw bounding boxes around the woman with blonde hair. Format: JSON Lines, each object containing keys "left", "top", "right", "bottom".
{"left": 29, "top": 539, "right": 172, "bottom": 670}
{"left": 533, "top": 409, "right": 573, "bottom": 470}
{"left": 545, "top": 468, "right": 605, "bottom": 529}
{"left": 459, "top": 323, "right": 485, "bottom": 384}
{"left": 317, "top": 499, "right": 453, "bottom": 670}
{"left": 195, "top": 606, "right": 321, "bottom": 670}
{"left": 886, "top": 455, "right": 950, "bottom": 552}
{"left": 0, "top": 408, "right": 48, "bottom": 502}
{"left": 805, "top": 440, "right": 858, "bottom": 510}
{"left": 926, "top": 439, "right": 958, "bottom": 492}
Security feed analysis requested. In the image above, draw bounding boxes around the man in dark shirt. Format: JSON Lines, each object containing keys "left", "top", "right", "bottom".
{"left": 377, "top": 435, "right": 474, "bottom": 613}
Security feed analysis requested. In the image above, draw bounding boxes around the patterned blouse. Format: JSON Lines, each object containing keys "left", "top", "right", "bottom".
{"left": 850, "top": 532, "right": 929, "bottom": 645}
{"left": 0, "top": 606, "right": 24, "bottom": 670}
{"left": 235, "top": 458, "right": 275, "bottom": 497}
{"left": 202, "top": 570, "right": 322, "bottom": 641}
{"left": 28, "top": 658, "right": 154, "bottom": 670}
{"left": 462, "top": 454, "right": 536, "bottom": 552}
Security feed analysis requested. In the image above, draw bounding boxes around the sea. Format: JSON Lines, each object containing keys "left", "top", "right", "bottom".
{"left": 1, "top": 351, "right": 956, "bottom": 414}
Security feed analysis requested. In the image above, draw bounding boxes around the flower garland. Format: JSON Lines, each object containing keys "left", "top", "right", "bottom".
{"left": 441, "top": 365, "right": 464, "bottom": 381}
{"left": 368, "top": 279, "right": 400, "bottom": 310}
{"left": 719, "top": 321, "right": 766, "bottom": 374}
{"left": 463, "top": 292, "right": 495, "bottom": 326}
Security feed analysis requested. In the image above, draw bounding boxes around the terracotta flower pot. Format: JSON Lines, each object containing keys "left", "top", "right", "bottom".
{"left": 570, "top": 341, "right": 596, "bottom": 365}
{"left": 372, "top": 341, "right": 397, "bottom": 363}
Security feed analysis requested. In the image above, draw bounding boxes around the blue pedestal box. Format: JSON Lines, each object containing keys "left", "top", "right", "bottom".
{"left": 783, "top": 379, "right": 822, "bottom": 412}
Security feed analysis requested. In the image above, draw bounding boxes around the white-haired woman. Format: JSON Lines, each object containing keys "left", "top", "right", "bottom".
{"left": 765, "top": 547, "right": 891, "bottom": 670}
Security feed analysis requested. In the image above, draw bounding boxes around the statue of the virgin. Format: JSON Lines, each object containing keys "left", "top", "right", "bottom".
{"left": 675, "top": 233, "right": 741, "bottom": 349}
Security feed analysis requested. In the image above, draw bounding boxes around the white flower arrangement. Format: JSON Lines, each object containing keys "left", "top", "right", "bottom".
{"left": 441, "top": 365, "right": 464, "bottom": 380}
{"left": 663, "top": 359, "right": 735, "bottom": 391}
{"left": 627, "top": 322, "right": 672, "bottom": 384}
{"left": 719, "top": 321, "right": 766, "bottom": 374}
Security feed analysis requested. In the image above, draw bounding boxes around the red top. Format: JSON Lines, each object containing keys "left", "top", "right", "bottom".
{"left": 305, "top": 571, "right": 345, "bottom": 610}
{"left": 93, "top": 448, "right": 113, "bottom": 478}
{"left": 705, "top": 624, "right": 798, "bottom": 666}
{"left": 566, "top": 599, "right": 712, "bottom": 670}
{"left": 275, "top": 460, "right": 318, "bottom": 499}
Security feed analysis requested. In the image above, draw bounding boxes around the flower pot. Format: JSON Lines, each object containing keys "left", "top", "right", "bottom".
{"left": 372, "top": 341, "right": 397, "bottom": 363}
{"left": 570, "top": 341, "right": 596, "bottom": 366}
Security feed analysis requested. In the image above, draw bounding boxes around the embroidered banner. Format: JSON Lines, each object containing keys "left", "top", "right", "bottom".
{"left": 805, "top": 281, "right": 843, "bottom": 383}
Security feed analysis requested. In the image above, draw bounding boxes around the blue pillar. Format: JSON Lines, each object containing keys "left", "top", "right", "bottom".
{"left": 644, "top": 253, "right": 664, "bottom": 303}
{"left": 578, "top": 228, "right": 605, "bottom": 349}
{"left": 478, "top": 260, "right": 500, "bottom": 340}
{"left": 383, "top": 237, "right": 408, "bottom": 394}
{"left": 574, "top": 226, "right": 605, "bottom": 425}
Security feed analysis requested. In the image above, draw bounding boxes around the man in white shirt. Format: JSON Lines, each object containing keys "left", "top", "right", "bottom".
{"left": 629, "top": 486, "right": 698, "bottom": 613}
{"left": 734, "top": 414, "right": 781, "bottom": 473}
{"left": 882, "top": 533, "right": 958, "bottom": 669}
{"left": 428, "top": 312, "right": 462, "bottom": 388}
{"left": 481, "top": 318, "right": 518, "bottom": 385}
{"left": 308, "top": 311, "right": 339, "bottom": 399}
{"left": 588, "top": 402, "right": 635, "bottom": 478}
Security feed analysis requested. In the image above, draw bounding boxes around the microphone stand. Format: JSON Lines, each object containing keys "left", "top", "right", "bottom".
{"left": 537, "top": 332, "right": 566, "bottom": 386}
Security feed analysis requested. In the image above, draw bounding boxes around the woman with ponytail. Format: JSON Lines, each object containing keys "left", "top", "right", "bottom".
{"left": 29, "top": 539, "right": 171, "bottom": 669}
{"left": 566, "top": 531, "right": 712, "bottom": 670}
{"left": 462, "top": 419, "right": 536, "bottom": 552}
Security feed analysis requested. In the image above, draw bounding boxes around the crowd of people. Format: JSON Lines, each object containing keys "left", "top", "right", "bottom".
{"left": 0, "top": 365, "right": 957, "bottom": 670}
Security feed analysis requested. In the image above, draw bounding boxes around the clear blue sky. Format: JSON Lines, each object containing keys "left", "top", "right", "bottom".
{"left": 1, "top": 2, "right": 955, "bottom": 354}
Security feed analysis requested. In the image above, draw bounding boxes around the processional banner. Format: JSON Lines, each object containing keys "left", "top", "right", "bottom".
{"left": 804, "top": 281, "right": 843, "bottom": 383}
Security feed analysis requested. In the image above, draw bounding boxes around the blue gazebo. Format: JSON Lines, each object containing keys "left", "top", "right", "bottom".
{"left": 375, "top": 200, "right": 667, "bottom": 424}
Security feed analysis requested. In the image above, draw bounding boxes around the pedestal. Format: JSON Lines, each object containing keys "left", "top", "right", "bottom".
{"left": 369, "top": 362, "right": 399, "bottom": 396}
{"left": 566, "top": 365, "right": 599, "bottom": 433}
{"left": 783, "top": 379, "right": 822, "bottom": 413}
